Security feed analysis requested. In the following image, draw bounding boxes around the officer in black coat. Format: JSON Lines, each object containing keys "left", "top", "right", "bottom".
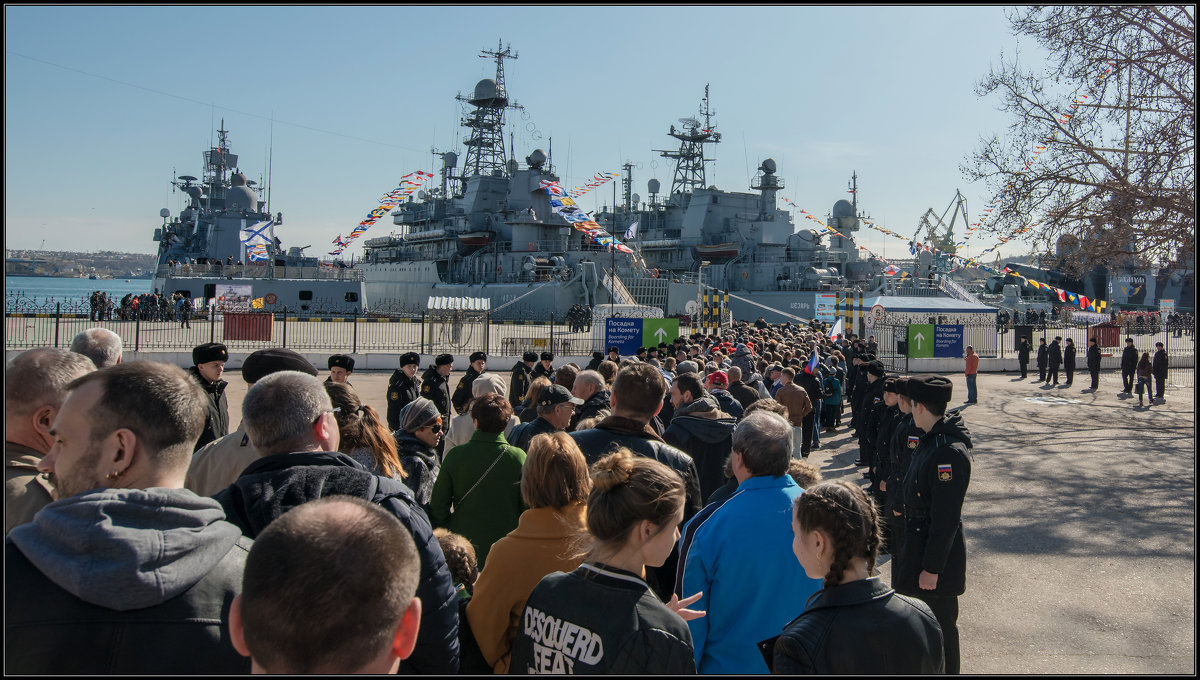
{"left": 1016, "top": 337, "right": 1031, "bottom": 379}
{"left": 1047, "top": 337, "right": 1063, "bottom": 385}
{"left": 188, "top": 342, "right": 229, "bottom": 452}
{"left": 451, "top": 351, "right": 487, "bottom": 415}
{"left": 897, "top": 375, "right": 972, "bottom": 675}
{"left": 530, "top": 352, "right": 554, "bottom": 382}
{"left": 326, "top": 354, "right": 354, "bottom": 385}
{"left": 855, "top": 361, "right": 886, "bottom": 468}
{"left": 1063, "top": 338, "right": 1076, "bottom": 386}
{"left": 421, "top": 354, "right": 454, "bottom": 423}
{"left": 1035, "top": 338, "right": 1049, "bottom": 382}
{"left": 1151, "top": 342, "right": 1168, "bottom": 402}
{"left": 1120, "top": 337, "right": 1138, "bottom": 394}
{"left": 386, "top": 352, "right": 422, "bottom": 432}
{"left": 1086, "top": 337, "right": 1102, "bottom": 391}
{"left": 509, "top": 351, "right": 536, "bottom": 407}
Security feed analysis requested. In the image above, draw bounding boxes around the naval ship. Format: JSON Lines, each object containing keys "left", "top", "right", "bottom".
{"left": 361, "top": 42, "right": 928, "bottom": 323}
{"left": 152, "top": 123, "right": 364, "bottom": 313}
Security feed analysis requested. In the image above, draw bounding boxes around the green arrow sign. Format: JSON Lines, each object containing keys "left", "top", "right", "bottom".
{"left": 907, "top": 324, "right": 934, "bottom": 358}
{"left": 642, "top": 318, "right": 679, "bottom": 348}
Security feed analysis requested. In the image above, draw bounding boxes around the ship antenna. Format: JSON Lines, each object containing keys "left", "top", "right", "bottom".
{"left": 267, "top": 112, "right": 275, "bottom": 216}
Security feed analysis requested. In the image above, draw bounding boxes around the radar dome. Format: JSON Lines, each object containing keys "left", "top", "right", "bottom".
{"left": 230, "top": 172, "right": 247, "bottom": 187}
{"left": 648, "top": 179, "right": 661, "bottom": 194}
{"left": 443, "top": 151, "right": 458, "bottom": 167}
{"left": 471, "top": 78, "right": 506, "bottom": 106}
{"left": 526, "top": 149, "right": 547, "bottom": 168}
{"left": 760, "top": 159, "right": 777, "bottom": 174}
{"left": 832, "top": 199, "right": 855, "bottom": 218}
{"left": 227, "top": 174, "right": 258, "bottom": 212}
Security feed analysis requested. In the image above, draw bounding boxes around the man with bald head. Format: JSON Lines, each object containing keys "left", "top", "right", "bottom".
{"left": 69, "top": 327, "right": 123, "bottom": 368}
{"left": 213, "top": 370, "right": 461, "bottom": 675}
{"left": 4, "top": 348, "right": 96, "bottom": 534}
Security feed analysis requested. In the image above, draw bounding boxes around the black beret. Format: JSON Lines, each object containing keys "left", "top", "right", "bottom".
{"left": 192, "top": 342, "right": 228, "bottom": 366}
{"left": 435, "top": 354, "right": 454, "bottom": 366}
{"left": 864, "top": 361, "right": 887, "bottom": 377}
{"left": 469, "top": 351, "right": 487, "bottom": 363}
{"left": 328, "top": 354, "right": 354, "bottom": 371}
{"left": 523, "top": 351, "right": 539, "bottom": 362}
{"left": 907, "top": 374, "right": 953, "bottom": 404}
{"left": 400, "top": 352, "right": 420, "bottom": 367}
{"left": 242, "top": 348, "right": 318, "bottom": 384}
{"left": 540, "top": 352, "right": 554, "bottom": 361}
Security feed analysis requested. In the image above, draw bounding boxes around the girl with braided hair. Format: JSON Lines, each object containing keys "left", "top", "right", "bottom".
{"left": 764, "top": 480, "right": 945, "bottom": 674}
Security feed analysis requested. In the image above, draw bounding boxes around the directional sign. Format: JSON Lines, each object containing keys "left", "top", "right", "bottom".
{"left": 605, "top": 318, "right": 643, "bottom": 355}
{"left": 642, "top": 318, "right": 679, "bottom": 348}
{"left": 907, "top": 324, "right": 934, "bottom": 358}
{"left": 934, "top": 325, "right": 964, "bottom": 358}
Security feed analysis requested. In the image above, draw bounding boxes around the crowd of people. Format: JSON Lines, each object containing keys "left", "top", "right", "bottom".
{"left": 6, "top": 316, "right": 978, "bottom": 674}
{"left": 85, "top": 290, "right": 197, "bottom": 324}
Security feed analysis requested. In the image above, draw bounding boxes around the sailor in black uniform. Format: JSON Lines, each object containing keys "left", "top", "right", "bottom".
{"left": 451, "top": 351, "right": 487, "bottom": 415}
{"left": 386, "top": 352, "right": 421, "bottom": 432}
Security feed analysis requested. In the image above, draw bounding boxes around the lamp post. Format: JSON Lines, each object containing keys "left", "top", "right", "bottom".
{"left": 698, "top": 260, "right": 711, "bottom": 334}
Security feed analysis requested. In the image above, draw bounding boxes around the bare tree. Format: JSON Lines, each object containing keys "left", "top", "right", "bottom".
{"left": 964, "top": 6, "right": 1195, "bottom": 275}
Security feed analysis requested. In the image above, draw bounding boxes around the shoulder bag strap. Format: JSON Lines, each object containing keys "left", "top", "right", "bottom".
{"left": 457, "top": 445, "right": 511, "bottom": 506}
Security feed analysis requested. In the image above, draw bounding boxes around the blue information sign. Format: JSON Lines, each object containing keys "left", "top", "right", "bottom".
{"left": 933, "top": 324, "right": 964, "bottom": 358}
{"left": 605, "top": 318, "right": 644, "bottom": 355}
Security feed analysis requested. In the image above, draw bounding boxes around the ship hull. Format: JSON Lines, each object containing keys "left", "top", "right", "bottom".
{"left": 154, "top": 273, "right": 364, "bottom": 314}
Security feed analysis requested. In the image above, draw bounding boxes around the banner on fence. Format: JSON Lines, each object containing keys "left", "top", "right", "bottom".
{"left": 215, "top": 284, "right": 252, "bottom": 313}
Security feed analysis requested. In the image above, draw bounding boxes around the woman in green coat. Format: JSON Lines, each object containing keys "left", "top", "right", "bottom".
{"left": 430, "top": 393, "right": 526, "bottom": 569}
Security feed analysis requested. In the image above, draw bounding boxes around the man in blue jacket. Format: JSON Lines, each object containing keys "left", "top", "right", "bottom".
{"left": 675, "top": 410, "right": 823, "bottom": 674}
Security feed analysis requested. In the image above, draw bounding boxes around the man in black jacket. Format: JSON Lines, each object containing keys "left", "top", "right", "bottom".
{"left": 897, "top": 375, "right": 972, "bottom": 675}
{"left": 1047, "top": 337, "right": 1063, "bottom": 385}
{"left": 1151, "top": 342, "right": 1169, "bottom": 402}
{"left": 421, "top": 354, "right": 454, "bottom": 423}
{"left": 1085, "top": 337, "right": 1102, "bottom": 391}
{"left": 215, "top": 370, "right": 461, "bottom": 675}
{"left": 1036, "top": 338, "right": 1049, "bottom": 383}
{"left": 508, "top": 351, "right": 536, "bottom": 408}
{"left": 1016, "top": 337, "right": 1031, "bottom": 379}
{"left": 571, "top": 363, "right": 702, "bottom": 600}
{"left": 569, "top": 370, "right": 611, "bottom": 431}
{"left": 507, "top": 384, "right": 580, "bottom": 451}
{"left": 1120, "top": 337, "right": 1138, "bottom": 394}
{"left": 188, "top": 342, "right": 229, "bottom": 452}
{"left": 452, "top": 352, "right": 487, "bottom": 415}
{"left": 387, "top": 352, "right": 422, "bottom": 432}
{"left": 663, "top": 372, "right": 737, "bottom": 501}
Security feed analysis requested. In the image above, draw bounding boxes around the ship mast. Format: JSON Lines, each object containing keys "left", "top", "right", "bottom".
{"left": 654, "top": 84, "right": 722, "bottom": 198}
{"left": 458, "top": 40, "right": 521, "bottom": 179}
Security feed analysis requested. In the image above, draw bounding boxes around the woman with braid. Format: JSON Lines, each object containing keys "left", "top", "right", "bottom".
{"left": 765, "top": 480, "right": 945, "bottom": 674}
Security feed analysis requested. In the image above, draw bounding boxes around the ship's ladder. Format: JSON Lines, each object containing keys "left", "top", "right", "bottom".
{"left": 601, "top": 268, "right": 638, "bottom": 305}
{"left": 938, "top": 276, "right": 979, "bottom": 305}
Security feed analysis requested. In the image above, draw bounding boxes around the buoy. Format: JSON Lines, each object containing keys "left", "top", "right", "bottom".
{"left": 650, "top": 268, "right": 660, "bottom": 278}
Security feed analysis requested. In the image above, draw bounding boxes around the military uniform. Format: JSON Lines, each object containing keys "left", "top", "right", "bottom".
{"left": 1016, "top": 339, "right": 1031, "bottom": 379}
{"left": 422, "top": 361, "right": 453, "bottom": 422}
{"left": 897, "top": 382, "right": 972, "bottom": 676}
{"left": 387, "top": 353, "right": 422, "bottom": 432}
{"left": 530, "top": 352, "right": 554, "bottom": 382}
{"left": 509, "top": 353, "right": 536, "bottom": 407}
{"left": 452, "top": 367, "right": 483, "bottom": 415}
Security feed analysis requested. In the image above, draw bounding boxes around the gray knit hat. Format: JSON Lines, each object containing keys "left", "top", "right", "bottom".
{"left": 398, "top": 397, "right": 440, "bottom": 433}
{"left": 677, "top": 360, "right": 700, "bottom": 375}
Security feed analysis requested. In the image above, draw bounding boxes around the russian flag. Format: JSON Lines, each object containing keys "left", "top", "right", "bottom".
{"left": 805, "top": 348, "right": 820, "bottom": 375}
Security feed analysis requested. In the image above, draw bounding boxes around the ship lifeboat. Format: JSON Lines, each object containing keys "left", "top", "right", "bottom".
{"left": 457, "top": 231, "right": 492, "bottom": 247}
{"left": 695, "top": 242, "right": 740, "bottom": 260}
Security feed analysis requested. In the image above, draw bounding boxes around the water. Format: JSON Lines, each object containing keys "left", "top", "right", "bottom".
{"left": 6, "top": 275, "right": 152, "bottom": 304}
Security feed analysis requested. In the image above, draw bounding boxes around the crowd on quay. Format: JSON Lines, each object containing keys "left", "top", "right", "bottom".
{"left": 7, "top": 315, "right": 975, "bottom": 674}
{"left": 83, "top": 290, "right": 198, "bottom": 324}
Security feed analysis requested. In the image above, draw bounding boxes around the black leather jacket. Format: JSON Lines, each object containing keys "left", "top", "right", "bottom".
{"left": 765, "top": 578, "right": 944, "bottom": 674}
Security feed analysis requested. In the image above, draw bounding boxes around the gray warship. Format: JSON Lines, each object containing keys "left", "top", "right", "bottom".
{"left": 153, "top": 122, "right": 364, "bottom": 313}
{"left": 362, "top": 41, "right": 925, "bottom": 323}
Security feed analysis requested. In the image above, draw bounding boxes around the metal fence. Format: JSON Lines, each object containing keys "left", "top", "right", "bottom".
{"left": 5, "top": 298, "right": 704, "bottom": 358}
{"left": 871, "top": 319, "right": 1194, "bottom": 389}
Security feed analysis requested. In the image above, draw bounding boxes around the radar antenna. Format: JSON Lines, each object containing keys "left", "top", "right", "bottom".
{"left": 654, "top": 84, "right": 721, "bottom": 197}
{"left": 457, "top": 40, "right": 523, "bottom": 179}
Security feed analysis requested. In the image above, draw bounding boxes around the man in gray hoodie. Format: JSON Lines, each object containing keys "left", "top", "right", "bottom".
{"left": 5, "top": 361, "right": 252, "bottom": 674}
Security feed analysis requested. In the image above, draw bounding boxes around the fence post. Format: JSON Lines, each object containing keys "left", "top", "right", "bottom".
{"left": 282, "top": 308, "right": 288, "bottom": 348}
{"left": 549, "top": 314, "right": 555, "bottom": 354}
{"left": 485, "top": 312, "right": 491, "bottom": 356}
{"left": 134, "top": 310, "right": 141, "bottom": 353}
{"left": 352, "top": 309, "right": 359, "bottom": 354}
{"left": 52, "top": 302, "right": 61, "bottom": 348}
{"left": 209, "top": 304, "right": 216, "bottom": 343}
{"left": 420, "top": 312, "right": 426, "bottom": 355}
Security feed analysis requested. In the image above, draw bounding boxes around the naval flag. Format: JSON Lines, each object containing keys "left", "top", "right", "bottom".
{"left": 624, "top": 221, "right": 639, "bottom": 240}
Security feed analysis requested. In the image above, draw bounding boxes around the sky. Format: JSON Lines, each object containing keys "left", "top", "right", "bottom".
{"left": 5, "top": 5, "right": 1046, "bottom": 263}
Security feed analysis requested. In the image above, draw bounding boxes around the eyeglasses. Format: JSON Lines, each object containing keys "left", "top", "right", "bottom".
{"left": 313, "top": 407, "right": 341, "bottom": 425}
